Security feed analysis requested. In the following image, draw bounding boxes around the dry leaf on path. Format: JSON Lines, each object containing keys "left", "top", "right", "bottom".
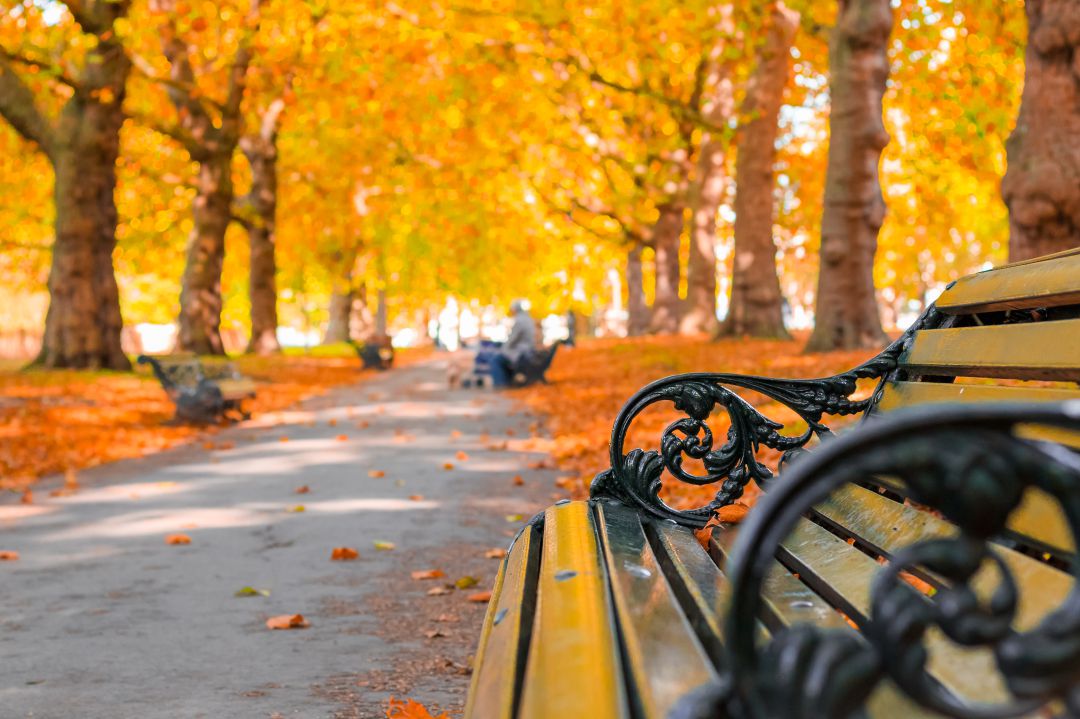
{"left": 442, "top": 462, "right": 454, "bottom": 470}
{"left": 294, "top": 484, "right": 311, "bottom": 494}
{"left": 331, "top": 547, "right": 360, "bottom": 561}
{"left": 408, "top": 494, "right": 425, "bottom": 501}
{"left": 467, "top": 591, "right": 492, "bottom": 603}
{"left": 485, "top": 548, "right": 507, "bottom": 559}
{"left": 373, "top": 541, "right": 396, "bottom": 551}
{"left": 266, "top": 614, "right": 309, "bottom": 630}
{"left": 0, "top": 550, "right": 19, "bottom": 561}
{"left": 235, "top": 586, "right": 270, "bottom": 597}
{"left": 454, "top": 576, "right": 479, "bottom": 589}
{"left": 368, "top": 469, "right": 386, "bottom": 478}
{"left": 386, "top": 697, "right": 449, "bottom": 719}
{"left": 335, "top": 434, "right": 349, "bottom": 442}
{"left": 20, "top": 490, "right": 32, "bottom": 504}
{"left": 164, "top": 534, "right": 191, "bottom": 545}
{"left": 287, "top": 505, "right": 306, "bottom": 513}
{"left": 426, "top": 586, "right": 451, "bottom": 596}
{"left": 424, "top": 628, "right": 448, "bottom": 639}
{"left": 455, "top": 451, "right": 469, "bottom": 461}
{"left": 411, "top": 569, "right": 446, "bottom": 580}
{"left": 512, "top": 475, "right": 524, "bottom": 486}
{"left": 279, "top": 436, "right": 290, "bottom": 443}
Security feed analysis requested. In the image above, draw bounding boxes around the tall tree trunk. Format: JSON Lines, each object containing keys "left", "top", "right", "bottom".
{"left": 648, "top": 203, "right": 685, "bottom": 335}
{"left": 324, "top": 286, "right": 354, "bottom": 344}
{"left": 350, "top": 282, "right": 375, "bottom": 340}
{"left": 626, "top": 244, "right": 650, "bottom": 336}
{"left": 177, "top": 154, "right": 233, "bottom": 355}
{"left": 374, "top": 287, "right": 388, "bottom": 338}
{"left": 720, "top": 2, "right": 799, "bottom": 340}
{"left": 682, "top": 28, "right": 737, "bottom": 335}
{"left": 0, "top": 8, "right": 131, "bottom": 370}
{"left": 241, "top": 98, "right": 285, "bottom": 355}
{"left": 1002, "top": 0, "right": 1080, "bottom": 262}
{"left": 805, "top": 0, "right": 891, "bottom": 352}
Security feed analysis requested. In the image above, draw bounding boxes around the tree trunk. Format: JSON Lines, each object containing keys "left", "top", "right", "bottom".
{"left": 648, "top": 203, "right": 685, "bottom": 335}
{"left": 177, "top": 153, "right": 233, "bottom": 355}
{"left": 626, "top": 244, "right": 650, "bottom": 336}
{"left": 1002, "top": 0, "right": 1080, "bottom": 262}
{"left": 374, "top": 287, "right": 388, "bottom": 338}
{"left": 241, "top": 106, "right": 283, "bottom": 355}
{"left": 805, "top": 0, "right": 892, "bottom": 352}
{"left": 350, "top": 282, "right": 375, "bottom": 340}
{"left": 324, "top": 287, "right": 354, "bottom": 344}
{"left": 720, "top": 2, "right": 799, "bottom": 340}
{"left": 1, "top": 17, "right": 131, "bottom": 370}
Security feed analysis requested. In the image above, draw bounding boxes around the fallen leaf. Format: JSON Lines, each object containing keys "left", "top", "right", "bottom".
{"left": 328, "top": 418, "right": 338, "bottom": 427}
{"left": 442, "top": 462, "right": 454, "bottom": 470}
{"left": 331, "top": 547, "right": 360, "bottom": 561}
{"left": 436, "top": 613, "right": 459, "bottom": 622}
{"left": 408, "top": 494, "right": 425, "bottom": 501}
{"left": 374, "top": 541, "right": 396, "bottom": 551}
{"left": 335, "top": 434, "right": 349, "bottom": 442}
{"left": 485, "top": 548, "right": 507, "bottom": 559}
{"left": 20, "top": 489, "right": 32, "bottom": 504}
{"left": 450, "top": 430, "right": 462, "bottom": 439}
{"left": 411, "top": 569, "right": 446, "bottom": 580}
{"left": 0, "top": 550, "right": 19, "bottom": 561}
{"left": 164, "top": 534, "right": 191, "bottom": 545}
{"left": 426, "top": 586, "right": 451, "bottom": 596}
{"left": 717, "top": 503, "right": 750, "bottom": 524}
{"left": 386, "top": 697, "right": 449, "bottom": 719}
{"left": 554, "top": 476, "right": 573, "bottom": 488}
{"left": 368, "top": 469, "right": 386, "bottom": 478}
{"left": 266, "top": 614, "right": 309, "bottom": 630}
{"left": 217, "top": 441, "right": 235, "bottom": 450}
{"left": 287, "top": 505, "right": 306, "bottom": 513}
{"left": 467, "top": 591, "right": 493, "bottom": 603}
{"left": 455, "top": 451, "right": 469, "bottom": 461}
{"left": 505, "top": 514, "right": 524, "bottom": 522}
{"left": 455, "top": 575, "right": 479, "bottom": 589}
{"left": 512, "top": 475, "right": 525, "bottom": 486}
{"left": 356, "top": 420, "right": 370, "bottom": 429}
{"left": 424, "top": 628, "right": 448, "bottom": 639}
{"left": 235, "top": 586, "right": 270, "bottom": 597}
{"left": 294, "top": 484, "right": 311, "bottom": 494}
{"left": 279, "top": 436, "right": 290, "bottom": 443}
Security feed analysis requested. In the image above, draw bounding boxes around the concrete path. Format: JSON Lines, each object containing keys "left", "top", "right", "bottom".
{"left": 0, "top": 358, "right": 558, "bottom": 718}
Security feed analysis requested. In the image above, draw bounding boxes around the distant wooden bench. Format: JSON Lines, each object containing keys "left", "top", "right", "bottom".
{"left": 352, "top": 339, "right": 394, "bottom": 371}
{"left": 138, "top": 354, "right": 256, "bottom": 424}
{"left": 465, "top": 248, "right": 1080, "bottom": 718}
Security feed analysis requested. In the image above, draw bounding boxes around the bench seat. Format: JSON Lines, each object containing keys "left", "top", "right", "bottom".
{"left": 138, "top": 354, "right": 256, "bottom": 423}
{"left": 467, "top": 249, "right": 1080, "bottom": 719}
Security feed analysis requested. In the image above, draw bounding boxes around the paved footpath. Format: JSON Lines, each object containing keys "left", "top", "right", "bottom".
{"left": 0, "top": 358, "right": 559, "bottom": 718}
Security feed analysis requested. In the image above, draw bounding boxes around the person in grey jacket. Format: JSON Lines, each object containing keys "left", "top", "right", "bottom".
{"left": 488, "top": 299, "right": 536, "bottom": 386}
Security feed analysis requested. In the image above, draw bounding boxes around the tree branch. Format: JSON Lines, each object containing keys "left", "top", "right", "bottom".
{"left": 0, "top": 53, "right": 57, "bottom": 159}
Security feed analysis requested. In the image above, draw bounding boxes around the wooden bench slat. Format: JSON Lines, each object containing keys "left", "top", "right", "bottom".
{"left": 876, "top": 381, "right": 1080, "bottom": 449}
{"left": 935, "top": 248, "right": 1080, "bottom": 314}
{"left": 216, "top": 379, "right": 257, "bottom": 400}
{"left": 465, "top": 525, "right": 539, "bottom": 719}
{"left": 811, "top": 484, "right": 1075, "bottom": 629}
{"left": 518, "top": 502, "right": 627, "bottom": 719}
{"left": 900, "top": 318, "right": 1080, "bottom": 381}
{"left": 596, "top": 503, "right": 718, "bottom": 716}
{"left": 777, "top": 517, "right": 1012, "bottom": 704}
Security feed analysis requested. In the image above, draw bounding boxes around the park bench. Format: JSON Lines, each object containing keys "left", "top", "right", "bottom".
{"left": 352, "top": 338, "right": 394, "bottom": 371}
{"left": 138, "top": 354, "right": 256, "bottom": 424}
{"left": 465, "top": 248, "right": 1080, "bottom": 719}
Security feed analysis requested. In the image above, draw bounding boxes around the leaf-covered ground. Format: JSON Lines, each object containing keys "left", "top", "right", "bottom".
{"left": 512, "top": 334, "right": 881, "bottom": 512}
{"left": 0, "top": 347, "right": 428, "bottom": 495}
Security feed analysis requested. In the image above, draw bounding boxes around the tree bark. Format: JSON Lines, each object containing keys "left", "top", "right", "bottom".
{"left": 241, "top": 98, "right": 285, "bottom": 355}
{"left": 626, "top": 244, "right": 650, "bottom": 336}
{"left": 720, "top": 2, "right": 799, "bottom": 340}
{"left": 0, "top": 6, "right": 132, "bottom": 370}
{"left": 805, "top": 0, "right": 892, "bottom": 352}
{"left": 324, "top": 287, "right": 354, "bottom": 344}
{"left": 1002, "top": 0, "right": 1080, "bottom": 262}
{"left": 648, "top": 203, "right": 685, "bottom": 335}
{"left": 177, "top": 154, "right": 233, "bottom": 355}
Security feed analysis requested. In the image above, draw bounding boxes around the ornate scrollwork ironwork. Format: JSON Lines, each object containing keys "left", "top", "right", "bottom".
{"left": 590, "top": 311, "right": 940, "bottom": 528}
{"left": 677, "top": 401, "right": 1080, "bottom": 719}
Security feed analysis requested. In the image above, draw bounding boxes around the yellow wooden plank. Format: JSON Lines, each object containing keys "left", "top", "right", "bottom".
{"left": 465, "top": 527, "right": 538, "bottom": 719}
{"left": 519, "top": 502, "right": 627, "bottom": 719}
{"left": 596, "top": 502, "right": 718, "bottom": 716}
{"left": 876, "top": 381, "right": 1080, "bottom": 449}
{"left": 901, "top": 319, "right": 1080, "bottom": 381}
{"left": 936, "top": 249, "right": 1080, "bottom": 313}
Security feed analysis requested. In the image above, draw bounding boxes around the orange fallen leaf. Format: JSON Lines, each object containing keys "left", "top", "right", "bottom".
{"left": 356, "top": 420, "right": 370, "bottom": 429}
{"left": 0, "top": 550, "right": 19, "bottom": 561}
{"left": 408, "top": 494, "right": 425, "bottom": 501}
{"left": 279, "top": 436, "right": 290, "bottom": 443}
{"left": 442, "top": 462, "right": 454, "bottom": 470}
{"left": 386, "top": 696, "right": 449, "bottom": 719}
{"left": 455, "top": 451, "right": 469, "bottom": 461}
{"left": 512, "top": 475, "right": 524, "bottom": 486}
{"left": 411, "top": 569, "right": 446, "bottom": 580}
{"left": 20, "top": 489, "right": 33, "bottom": 504}
{"left": 336, "top": 434, "right": 349, "bottom": 441}
{"left": 467, "top": 591, "right": 492, "bottom": 603}
{"left": 217, "top": 441, "right": 235, "bottom": 450}
{"left": 716, "top": 503, "right": 750, "bottom": 524}
{"left": 328, "top": 418, "right": 338, "bottom": 427}
{"left": 266, "top": 614, "right": 309, "bottom": 630}
{"left": 424, "top": 628, "right": 448, "bottom": 639}
{"left": 450, "top": 430, "right": 462, "bottom": 439}
{"left": 165, "top": 534, "right": 191, "bottom": 545}
{"left": 331, "top": 547, "right": 360, "bottom": 561}
{"left": 202, "top": 441, "right": 215, "bottom": 450}
{"left": 485, "top": 548, "right": 507, "bottom": 559}
{"left": 368, "top": 469, "right": 386, "bottom": 478}
{"left": 295, "top": 484, "right": 311, "bottom": 494}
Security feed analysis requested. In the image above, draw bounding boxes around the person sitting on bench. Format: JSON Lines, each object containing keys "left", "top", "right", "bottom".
{"left": 492, "top": 299, "right": 537, "bottom": 387}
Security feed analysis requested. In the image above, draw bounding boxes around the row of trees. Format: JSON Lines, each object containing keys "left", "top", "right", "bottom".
{"left": 0, "top": 0, "right": 1075, "bottom": 369}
